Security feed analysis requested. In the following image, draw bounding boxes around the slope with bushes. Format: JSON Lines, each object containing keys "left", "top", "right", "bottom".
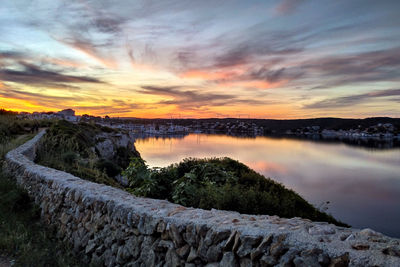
{"left": 124, "top": 157, "right": 348, "bottom": 226}
{"left": 35, "top": 120, "right": 140, "bottom": 187}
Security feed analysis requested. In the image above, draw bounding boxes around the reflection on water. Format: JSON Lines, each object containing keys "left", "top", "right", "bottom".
{"left": 135, "top": 134, "right": 400, "bottom": 238}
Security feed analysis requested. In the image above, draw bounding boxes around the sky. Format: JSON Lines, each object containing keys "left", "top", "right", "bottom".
{"left": 0, "top": 0, "right": 400, "bottom": 119}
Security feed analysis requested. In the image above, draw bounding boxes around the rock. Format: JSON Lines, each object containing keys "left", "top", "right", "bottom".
{"left": 176, "top": 244, "right": 190, "bottom": 258}
{"left": 250, "top": 235, "right": 273, "bottom": 261}
{"left": 205, "top": 263, "right": 219, "bottom": 267}
{"left": 329, "top": 252, "right": 349, "bottom": 267}
{"left": 232, "top": 232, "right": 241, "bottom": 253}
{"left": 156, "top": 240, "right": 174, "bottom": 251}
{"left": 260, "top": 254, "right": 277, "bottom": 266}
{"left": 293, "top": 248, "right": 328, "bottom": 267}
{"left": 308, "top": 225, "right": 336, "bottom": 235}
{"left": 157, "top": 221, "right": 167, "bottom": 233}
{"left": 165, "top": 248, "right": 181, "bottom": 267}
{"left": 85, "top": 240, "right": 97, "bottom": 254}
{"left": 345, "top": 234, "right": 355, "bottom": 241}
{"left": 183, "top": 224, "right": 197, "bottom": 246}
{"left": 169, "top": 223, "right": 184, "bottom": 247}
{"left": 137, "top": 215, "right": 158, "bottom": 235}
{"left": 220, "top": 252, "right": 238, "bottom": 267}
{"left": 239, "top": 258, "right": 252, "bottom": 267}
{"left": 269, "top": 235, "right": 288, "bottom": 258}
{"left": 237, "top": 236, "right": 261, "bottom": 257}
{"left": 102, "top": 249, "right": 115, "bottom": 267}
{"left": 187, "top": 247, "right": 198, "bottom": 263}
{"left": 223, "top": 231, "right": 238, "bottom": 251}
{"left": 382, "top": 246, "right": 400, "bottom": 257}
{"left": 359, "top": 228, "right": 380, "bottom": 238}
{"left": 351, "top": 243, "right": 370, "bottom": 250}
{"left": 116, "top": 245, "right": 131, "bottom": 264}
{"left": 206, "top": 244, "right": 223, "bottom": 262}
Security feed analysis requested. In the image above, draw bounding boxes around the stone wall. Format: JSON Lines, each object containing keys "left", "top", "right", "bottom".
{"left": 4, "top": 131, "right": 400, "bottom": 266}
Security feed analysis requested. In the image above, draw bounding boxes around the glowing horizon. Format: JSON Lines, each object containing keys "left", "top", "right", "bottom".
{"left": 1, "top": 1, "right": 400, "bottom": 119}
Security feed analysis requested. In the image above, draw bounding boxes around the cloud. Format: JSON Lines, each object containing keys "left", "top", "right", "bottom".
{"left": 140, "top": 85, "right": 265, "bottom": 108}
{"left": 57, "top": 35, "right": 118, "bottom": 69}
{"left": 301, "top": 47, "right": 400, "bottom": 88}
{"left": 304, "top": 88, "right": 400, "bottom": 109}
{"left": 0, "top": 62, "right": 104, "bottom": 87}
{"left": 275, "top": 0, "right": 305, "bottom": 15}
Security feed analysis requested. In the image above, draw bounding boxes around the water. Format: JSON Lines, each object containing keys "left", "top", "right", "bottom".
{"left": 135, "top": 134, "right": 400, "bottom": 238}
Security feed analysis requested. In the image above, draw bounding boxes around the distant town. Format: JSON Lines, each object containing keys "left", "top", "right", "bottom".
{"left": 16, "top": 109, "right": 400, "bottom": 146}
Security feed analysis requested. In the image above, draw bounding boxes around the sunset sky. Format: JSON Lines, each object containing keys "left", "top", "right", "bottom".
{"left": 1, "top": 0, "right": 400, "bottom": 118}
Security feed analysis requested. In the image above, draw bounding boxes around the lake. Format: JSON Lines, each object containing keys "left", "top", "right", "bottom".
{"left": 135, "top": 133, "right": 400, "bottom": 238}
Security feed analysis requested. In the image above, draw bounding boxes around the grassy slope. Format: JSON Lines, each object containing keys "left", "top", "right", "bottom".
{"left": 0, "top": 114, "right": 82, "bottom": 266}
{"left": 36, "top": 120, "right": 139, "bottom": 188}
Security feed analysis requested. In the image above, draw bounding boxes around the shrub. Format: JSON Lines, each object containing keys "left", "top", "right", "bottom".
{"left": 124, "top": 157, "right": 348, "bottom": 226}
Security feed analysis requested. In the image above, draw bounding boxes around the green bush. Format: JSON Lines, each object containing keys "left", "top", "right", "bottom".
{"left": 95, "top": 159, "right": 121, "bottom": 177}
{"left": 124, "top": 157, "right": 348, "bottom": 226}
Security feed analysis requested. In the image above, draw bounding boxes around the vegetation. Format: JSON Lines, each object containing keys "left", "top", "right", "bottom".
{"left": 124, "top": 157, "right": 348, "bottom": 226}
{"left": 0, "top": 114, "right": 82, "bottom": 266}
{"left": 35, "top": 120, "right": 134, "bottom": 188}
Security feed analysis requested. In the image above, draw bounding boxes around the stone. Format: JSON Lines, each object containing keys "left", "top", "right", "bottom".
{"left": 293, "top": 248, "right": 327, "bottom": 267}
{"left": 232, "top": 232, "right": 241, "bottom": 253}
{"left": 359, "top": 228, "right": 380, "bottom": 238}
{"left": 269, "top": 235, "right": 288, "bottom": 258}
{"left": 116, "top": 245, "right": 131, "bottom": 264}
{"left": 329, "top": 252, "right": 349, "bottom": 267}
{"left": 157, "top": 240, "right": 175, "bottom": 251}
{"left": 176, "top": 244, "right": 190, "bottom": 258}
{"left": 308, "top": 225, "right": 336, "bottom": 235}
{"left": 220, "top": 252, "right": 237, "bottom": 267}
{"left": 239, "top": 258, "right": 252, "bottom": 267}
{"left": 279, "top": 248, "right": 300, "bottom": 267}
{"left": 260, "top": 255, "right": 277, "bottom": 266}
{"left": 206, "top": 244, "right": 223, "bottom": 262}
{"left": 85, "top": 240, "right": 97, "bottom": 254}
{"left": 138, "top": 215, "right": 158, "bottom": 235}
{"left": 187, "top": 247, "right": 198, "bottom": 263}
{"left": 205, "top": 263, "right": 219, "bottom": 267}
{"left": 250, "top": 235, "right": 273, "bottom": 261}
{"left": 382, "top": 246, "right": 400, "bottom": 257}
{"left": 169, "top": 223, "right": 184, "bottom": 247}
{"left": 165, "top": 248, "right": 181, "bottom": 267}
{"left": 236, "top": 236, "right": 261, "bottom": 257}
{"left": 223, "top": 231, "right": 238, "bottom": 251}
{"left": 351, "top": 243, "right": 370, "bottom": 250}
{"left": 183, "top": 224, "right": 197, "bottom": 246}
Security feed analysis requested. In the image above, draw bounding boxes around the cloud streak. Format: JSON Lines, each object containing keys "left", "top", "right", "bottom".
{"left": 140, "top": 85, "right": 266, "bottom": 108}
{"left": 304, "top": 88, "right": 400, "bottom": 109}
{"left": 0, "top": 62, "right": 104, "bottom": 87}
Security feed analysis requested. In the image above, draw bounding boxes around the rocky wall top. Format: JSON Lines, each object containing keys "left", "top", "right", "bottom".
{"left": 4, "top": 130, "right": 400, "bottom": 266}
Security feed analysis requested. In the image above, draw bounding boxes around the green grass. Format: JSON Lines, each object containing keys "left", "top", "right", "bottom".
{"left": 0, "top": 114, "right": 83, "bottom": 266}
{"left": 124, "top": 157, "right": 349, "bottom": 227}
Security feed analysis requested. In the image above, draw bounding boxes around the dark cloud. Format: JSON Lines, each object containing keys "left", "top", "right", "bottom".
{"left": 300, "top": 47, "right": 400, "bottom": 88}
{"left": 140, "top": 85, "right": 265, "bottom": 108}
{"left": 0, "top": 51, "right": 26, "bottom": 60}
{"left": 245, "top": 67, "right": 304, "bottom": 83}
{"left": 0, "top": 62, "right": 104, "bottom": 86}
{"left": 304, "top": 88, "right": 400, "bottom": 109}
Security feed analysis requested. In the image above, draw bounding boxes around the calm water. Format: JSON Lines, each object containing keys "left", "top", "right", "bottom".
{"left": 135, "top": 134, "right": 400, "bottom": 237}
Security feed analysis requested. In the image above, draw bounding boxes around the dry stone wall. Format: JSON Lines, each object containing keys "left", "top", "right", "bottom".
{"left": 4, "top": 131, "right": 400, "bottom": 266}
